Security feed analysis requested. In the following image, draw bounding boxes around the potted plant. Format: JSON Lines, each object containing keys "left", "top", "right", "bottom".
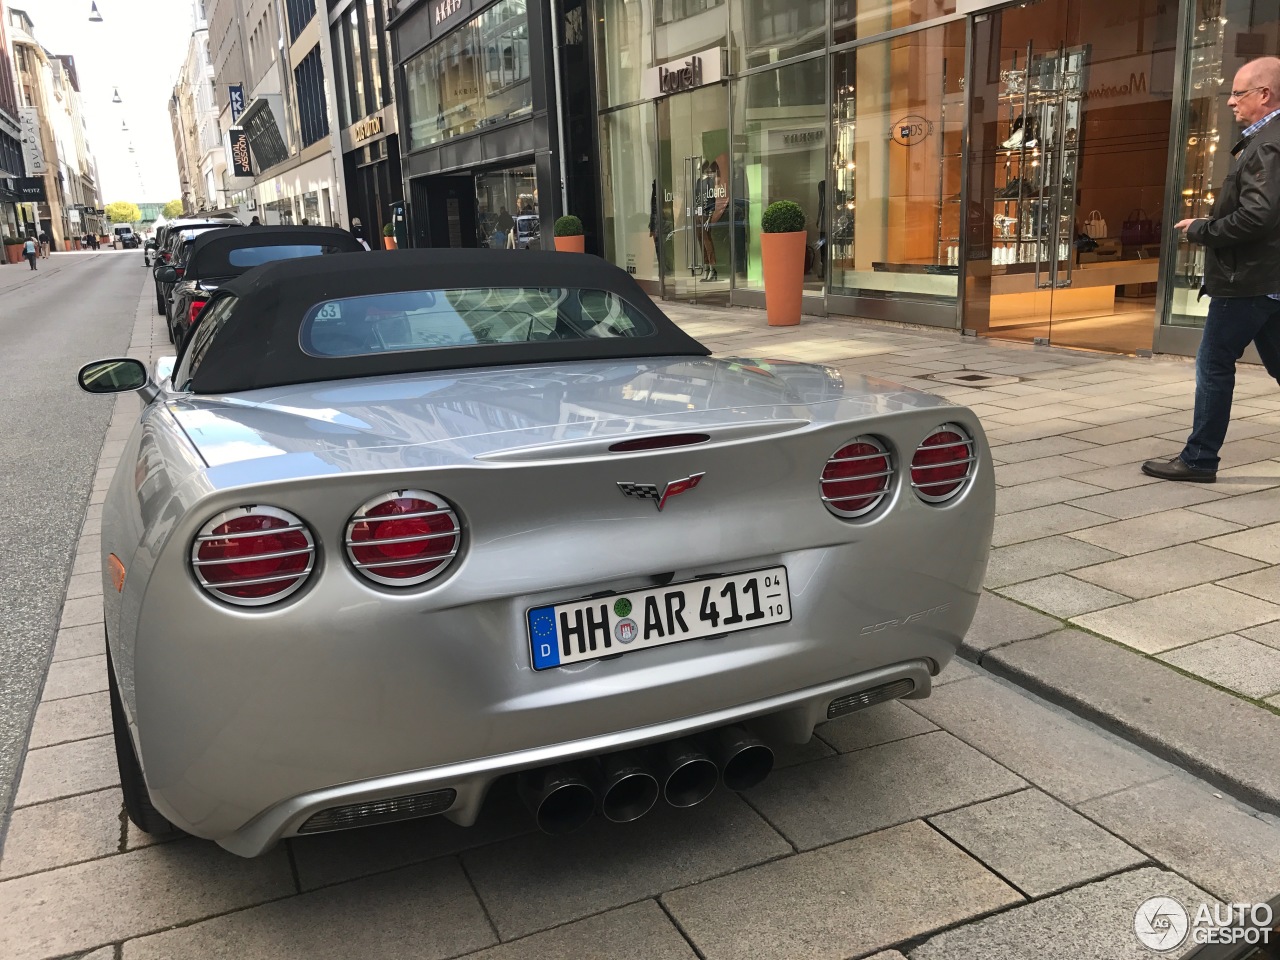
{"left": 760, "top": 201, "right": 807, "bottom": 326}
{"left": 553, "top": 215, "right": 585, "bottom": 253}
{"left": 382, "top": 222, "right": 397, "bottom": 250}
{"left": 3, "top": 236, "right": 23, "bottom": 264}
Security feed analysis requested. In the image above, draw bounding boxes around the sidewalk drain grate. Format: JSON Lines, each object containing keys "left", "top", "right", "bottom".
{"left": 927, "top": 371, "right": 1022, "bottom": 388}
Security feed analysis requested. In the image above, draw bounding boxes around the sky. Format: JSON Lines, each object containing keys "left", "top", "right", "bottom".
{"left": 22, "top": 0, "right": 199, "bottom": 203}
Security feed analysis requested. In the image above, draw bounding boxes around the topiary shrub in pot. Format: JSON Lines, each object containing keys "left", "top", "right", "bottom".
{"left": 553, "top": 215, "right": 585, "bottom": 253}
{"left": 3, "top": 236, "right": 23, "bottom": 265}
{"left": 382, "top": 222, "right": 397, "bottom": 250}
{"left": 760, "top": 200, "right": 806, "bottom": 326}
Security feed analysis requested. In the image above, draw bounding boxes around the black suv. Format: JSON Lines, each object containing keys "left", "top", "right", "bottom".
{"left": 152, "top": 219, "right": 239, "bottom": 315}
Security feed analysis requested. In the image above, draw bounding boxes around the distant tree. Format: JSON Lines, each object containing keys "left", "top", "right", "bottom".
{"left": 106, "top": 201, "right": 142, "bottom": 223}
{"left": 162, "top": 199, "right": 184, "bottom": 219}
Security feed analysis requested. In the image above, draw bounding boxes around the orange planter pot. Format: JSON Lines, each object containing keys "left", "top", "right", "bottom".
{"left": 761, "top": 231, "right": 807, "bottom": 326}
{"left": 383, "top": 237, "right": 397, "bottom": 250}
{"left": 554, "top": 235, "right": 585, "bottom": 253}
{"left": 4, "top": 244, "right": 21, "bottom": 264}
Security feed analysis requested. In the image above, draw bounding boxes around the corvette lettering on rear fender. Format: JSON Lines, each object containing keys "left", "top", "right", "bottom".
{"left": 860, "top": 603, "right": 952, "bottom": 635}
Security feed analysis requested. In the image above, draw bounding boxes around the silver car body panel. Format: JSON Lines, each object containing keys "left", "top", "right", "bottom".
{"left": 100, "top": 357, "right": 993, "bottom": 855}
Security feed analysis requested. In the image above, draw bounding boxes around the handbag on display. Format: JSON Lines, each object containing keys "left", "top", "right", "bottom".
{"left": 1084, "top": 209, "right": 1108, "bottom": 239}
{"left": 1122, "top": 208, "right": 1156, "bottom": 246}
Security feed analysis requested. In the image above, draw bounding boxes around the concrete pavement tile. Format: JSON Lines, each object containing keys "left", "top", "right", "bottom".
{"left": 0, "top": 788, "right": 123, "bottom": 880}
{"left": 1158, "top": 634, "right": 1280, "bottom": 699}
{"left": 1217, "top": 436, "right": 1280, "bottom": 465}
{"left": 867, "top": 954, "right": 908, "bottom": 960}
{"left": 746, "top": 730, "right": 1025, "bottom": 851}
{"left": 982, "top": 436, "right": 1097, "bottom": 464}
{"left": 994, "top": 477, "right": 1108, "bottom": 516}
{"left": 1209, "top": 460, "right": 1280, "bottom": 495}
{"left": 816, "top": 700, "right": 938, "bottom": 753}
{"left": 1082, "top": 777, "right": 1280, "bottom": 904}
{"left": 1066, "top": 463, "right": 1161, "bottom": 490}
{"left": 663, "top": 820, "right": 1021, "bottom": 960}
{"left": 928, "top": 788, "right": 1146, "bottom": 897}
{"left": 39, "top": 654, "right": 107, "bottom": 702}
{"left": 65, "top": 573, "right": 101, "bottom": 601}
{"left": 1067, "top": 509, "right": 1245, "bottom": 556}
{"left": 14, "top": 735, "right": 117, "bottom": 807}
{"left": 0, "top": 840, "right": 295, "bottom": 960}
{"left": 1240, "top": 620, "right": 1280, "bottom": 651}
{"left": 124, "top": 856, "right": 492, "bottom": 960}
{"left": 77, "top": 949, "right": 114, "bottom": 960}
{"left": 982, "top": 629, "right": 1280, "bottom": 815}
{"left": 996, "top": 575, "right": 1128, "bottom": 618}
{"left": 984, "top": 536, "right": 1122, "bottom": 589}
{"left": 910, "top": 867, "right": 1214, "bottom": 960}
{"left": 1066, "top": 482, "right": 1223, "bottom": 520}
{"left": 458, "top": 901, "right": 695, "bottom": 960}
{"left": 771, "top": 735, "right": 837, "bottom": 769}
{"left": 1064, "top": 418, "right": 1189, "bottom": 446}
{"left": 28, "top": 691, "right": 110, "bottom": 749}
{"left": 980, "top": 402, "right": 1087, "bottom": 423}
{"left": 984, "top": 419, "right": 1095, "bottom": 443}
{"left": 1206, "top": 522, "right": 1280, "bottom": 562}
{"left": 59, "top": 596, "right": 102, "bottom": 630}
{"left": 1068, "top": 436, "right": 1183, "bottom": 467}
{"left": 71, "top": 551, "right": 102, "bottom": 576}
{"left": 1071, "top": 544, "right": 1265, "bottom": 600}
{"left": 991, "top": 503, "right": 1111, "bottom": 547}
{"left": 1189, "top": 485, "right": 1280, "bottom": 525}
{"left": 909, "top": 674, "right": 1167, "bottom": 804}
{"left": 933, "top": 656, "right": 982, "bottom": 685}
{"left": 462, "top": 791, "right": 790, "bottom": 939}
{"left": 963, "top": 591, "right": 1062, "bottom": 652}
{"left": 1070, "top": 584, "right": 1280, "bottom": 654}
{"left": 992, "top": 455, "right": 1096, "bottom": 486}
{"left": 290, "top": 781, "right": 531, "bottom": 891}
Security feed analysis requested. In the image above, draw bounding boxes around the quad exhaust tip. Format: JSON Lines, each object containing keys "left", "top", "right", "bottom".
{"left": 599, "top": 751, "right": 660, "bottom": 823}
{"left": 519, "top": 764, "right": 597, "bottom": 836}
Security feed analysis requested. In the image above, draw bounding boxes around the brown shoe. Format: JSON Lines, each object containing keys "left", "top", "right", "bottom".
{"left": 1141, "top": 456, "right": 1216, "bottom": 483}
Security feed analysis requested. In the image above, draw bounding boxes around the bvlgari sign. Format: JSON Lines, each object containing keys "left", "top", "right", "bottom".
{"left": 643, "top": 47, "right": 725, "bottom": 100}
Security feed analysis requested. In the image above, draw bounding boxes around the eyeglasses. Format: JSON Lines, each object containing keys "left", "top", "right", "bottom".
{"left": 1228, "top": 86, "right": 1266, "bottom": 100}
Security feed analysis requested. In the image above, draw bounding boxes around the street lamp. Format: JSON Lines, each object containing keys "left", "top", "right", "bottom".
{"left": 89, "top": 2, "right": 103, "bottom": 22}
{"left": 112, "top": 87, "right": 121, "bottom": 103}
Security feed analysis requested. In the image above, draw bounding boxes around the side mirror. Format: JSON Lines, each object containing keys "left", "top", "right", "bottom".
{"left": 157, "top": 266, "right": 178, "bottom": 283}
{"left": 78, "top": 358, "right": 149, "bottom": 395}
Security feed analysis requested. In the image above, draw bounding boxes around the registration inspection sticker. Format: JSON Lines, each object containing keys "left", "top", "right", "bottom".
{"left": 528, "top": 566, "right": 791, "bottom": 670}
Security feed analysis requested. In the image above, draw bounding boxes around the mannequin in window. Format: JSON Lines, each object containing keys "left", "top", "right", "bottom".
{"left": 696, "top": 160, "right": 720, "bottom": 281}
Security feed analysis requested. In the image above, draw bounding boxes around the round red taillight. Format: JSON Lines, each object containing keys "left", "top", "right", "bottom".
{"left": 821, "top": 436, "right": 893, "bottom": 519}
{"left": 192, "top": 506, "right": 315, "bottom": 606}
{"left": 346, "top": 491, "right": 460, "bottom": 587}
{"left": 911, "top": 425, "right": 975, "bottom": 503}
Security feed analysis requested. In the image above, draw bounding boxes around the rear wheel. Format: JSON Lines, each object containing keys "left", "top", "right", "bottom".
{"left": 155, "top": 287, "right": 165, "bottom": 316}
{"left": 107, "top": 646, "right": 184, "bottom": 837}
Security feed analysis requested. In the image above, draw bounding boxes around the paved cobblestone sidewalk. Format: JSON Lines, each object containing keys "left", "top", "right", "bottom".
{"left": 3, "top": 292, "right": 1279, "bottom": 959}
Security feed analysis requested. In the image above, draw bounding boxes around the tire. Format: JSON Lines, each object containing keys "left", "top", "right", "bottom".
{"left": 155, "top": 287, "right": 165, "bottom": 316}
{"left": 107, "top": 647, "right": 184, "bottom": 837}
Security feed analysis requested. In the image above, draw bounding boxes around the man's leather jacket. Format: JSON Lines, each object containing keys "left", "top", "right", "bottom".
{"left": 1187, "top": 116, "right": 1280, "bottom": 298}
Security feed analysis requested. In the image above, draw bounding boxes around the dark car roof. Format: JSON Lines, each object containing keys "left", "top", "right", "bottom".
{"left": 185, "top": 226, "right": 363, "bottom": 279}
{"left": 188, "top": 249, "right": 711, "bottom": 394}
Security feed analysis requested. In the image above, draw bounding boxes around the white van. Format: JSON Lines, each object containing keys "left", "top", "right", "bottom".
{"left": 113, "top": 225, "right": 139, "bottom": 249}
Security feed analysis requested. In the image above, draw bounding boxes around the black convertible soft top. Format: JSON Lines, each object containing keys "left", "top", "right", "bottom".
{"left": 188, "top": 249, "right": 711, "bottom": 394}
{"left": 185, "top": 225, "right": 363, "bottom": 279}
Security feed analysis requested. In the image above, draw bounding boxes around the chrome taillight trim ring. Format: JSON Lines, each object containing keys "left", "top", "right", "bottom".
{"left": 190, "top": 505, "right": 316, "bottom": 607}
{"left": 345, "top": 489, "right": 462, "bottom": 588}
{"left": 911, "top": 424, "right": 976, "bottom": 505}
{"left": 820, "top": 435, "right": 894, "bottom": 520}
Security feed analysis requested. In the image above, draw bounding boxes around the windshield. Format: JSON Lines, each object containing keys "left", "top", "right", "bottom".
{"left": 300, "top": 287, "right": 658, "bottom": 358}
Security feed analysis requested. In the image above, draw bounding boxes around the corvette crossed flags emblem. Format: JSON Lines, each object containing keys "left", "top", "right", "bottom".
{"left": 617, "top": 473, "right": 706, "bottom": 511}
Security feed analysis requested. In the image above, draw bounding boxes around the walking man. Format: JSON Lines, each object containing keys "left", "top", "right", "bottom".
{"left": 22, "top": 235, "right": 37, "bottom": 270}
{"left": 1143, "top": 56, "right": 1280, "bottom": 483}
{"left": 38, "top": 230, "right": 49, "bottom": 258}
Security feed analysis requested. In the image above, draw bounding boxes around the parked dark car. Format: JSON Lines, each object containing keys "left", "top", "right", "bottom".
{"left": 163, "top": 226, "right": 365, "bottom": 344}
{"left": 153, "top": 220, "right": 237, "bottom": 316}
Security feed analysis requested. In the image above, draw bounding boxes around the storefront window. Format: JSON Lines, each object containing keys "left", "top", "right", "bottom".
{"left": 404, "top": 2, "right": 531, "bottom": 150}
{"left": 475, "top": 164, "right": 539, "bottom": 249}
{"left": 1167, "top": 0, "right": 1280, "bottom": 329}
{"left": 365, "top": 0, "right": 385, "bottom": 110}
{"left": 833, "top": 0, "right": 957, "bottom": 45}
{"left": 332, "top": 24, "right": 350, "bottom": 128}
{"left": 600, "top": 104, "right": 660, "bottom": 283}
{"left": 348, "top": 7, "right": 367, "bottom": 119}
{"left": 730, "top": 0, "right": 824, "bottom": 72}
{"left": 829, "top": 20, "right": 965, "bottom": 305}
{"left": 595, "top": 0, "right": 654, "bottom": 108}
{"left": 731, "top": 57, "right": 826, "bottom": 293}
{"left": 655, "top": 0, "right": 725, "bottom": 62}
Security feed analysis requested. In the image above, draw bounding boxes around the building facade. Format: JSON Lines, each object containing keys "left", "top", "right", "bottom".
{"left": 0, "top": 0, "right": 29, "bottom": 240}
{"left": 170, "top": 14, "right": 226, "bottom": 215}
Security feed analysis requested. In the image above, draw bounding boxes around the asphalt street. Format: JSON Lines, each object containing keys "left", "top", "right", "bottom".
{"left": 0, "top": 252, "right": 140, "bottom": 849}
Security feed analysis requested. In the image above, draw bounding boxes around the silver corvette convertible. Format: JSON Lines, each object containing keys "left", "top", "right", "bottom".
{"left": 78, "top": 250, "right": 993, "bottom": 856}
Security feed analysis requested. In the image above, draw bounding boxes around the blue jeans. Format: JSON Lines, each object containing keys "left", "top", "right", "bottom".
{"left": 1182, "top": 295, "right": 1280, "bottom": 471}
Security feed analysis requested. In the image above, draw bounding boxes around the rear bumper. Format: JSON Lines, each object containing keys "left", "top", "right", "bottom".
{"left": 213, "top": 659, "right": 933, "bottom": 857}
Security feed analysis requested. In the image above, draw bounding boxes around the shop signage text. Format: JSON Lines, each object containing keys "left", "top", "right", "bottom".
{"left": 1086, "top": 71, "right": 1146, "bottom": 100}
{"left": 353, "top": 115, "right": 383, "bottom": 142}
{"left": 434, "top": 0, "right": 463, "bottom": 25}
{"left": 891, "top": 115, "right": 934, "bottom": 146}
{"left": 13, "top": 176, "right": 46, "bottom": 201}
{"left": 642, "top": 47, "right": 725, "bottom": 100}
{"left": 229, "top": 127, "right": 253, "bottom": 177}
{"left": 768, "top": 127, "right": 825, "bottom": 153}
{"left": 229, "top": 84, "right": 245, "bottom": 122}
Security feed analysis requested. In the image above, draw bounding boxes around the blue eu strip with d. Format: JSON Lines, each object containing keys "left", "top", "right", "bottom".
{"left": 529, "top": 606, "right": 560, "bottom": 670}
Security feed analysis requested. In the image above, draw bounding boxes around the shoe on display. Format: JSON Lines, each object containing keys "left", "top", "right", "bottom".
{"left": 1001, "top": 115, "right": 1025, "bottom": 149}
{"left": 1022, "top": 117, "right": 1040, "bottom": 149}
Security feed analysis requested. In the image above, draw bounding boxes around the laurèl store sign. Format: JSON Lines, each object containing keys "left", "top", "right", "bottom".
{"left": 642, "top": 47, "right": 725, "bottom": 99}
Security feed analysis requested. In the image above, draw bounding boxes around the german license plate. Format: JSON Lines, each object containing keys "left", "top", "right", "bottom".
{"left": 528, "top": 566, "right": 791, "bottom": 670}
